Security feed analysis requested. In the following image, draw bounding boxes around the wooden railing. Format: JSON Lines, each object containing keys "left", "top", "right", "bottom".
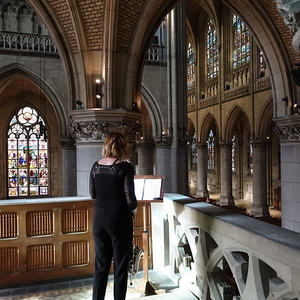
{"left": 0, "top": 197, "right": 153, "bottom": 287}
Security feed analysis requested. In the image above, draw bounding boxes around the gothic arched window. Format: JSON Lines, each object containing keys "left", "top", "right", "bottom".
{"left": 206, "top": 19, "right": 218, "bottom": 80}
{"left": 187, "top": 41, "right": 196, "bottom": 90}
{"left": 232, "top": 135, "right": 236, "bottom": 172}
{"left": 207, "top": 129, "right": 215, "bottom": 170}
{"left": 7, "top": 106, "right": 49, "bottom": 197}
{"left": 258, "top": 48, "right": 266, "bottom": 78}
{"left": 248, "top": 140, "right": 253, "bottom": 174}
{"left": 232, "top": 14, "right": 250, "bottom": 69}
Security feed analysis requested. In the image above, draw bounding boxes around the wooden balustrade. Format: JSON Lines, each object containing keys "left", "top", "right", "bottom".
{"left": 0, "top": 197, "right": 153, "bottom": 287}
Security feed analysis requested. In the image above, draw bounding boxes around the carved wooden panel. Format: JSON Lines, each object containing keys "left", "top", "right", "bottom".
{"left": 27, "top": 244, "right": 54, "bottom": 271}
{"left": 62, "top": 241, "right": 89, "bottom": 267}
{"left": 0, "top": 213, "right": 17, "bottom": 239}
{"left": 62, "top": 209, "right": 87, "bottom": 233}
{"left": 26, "top": 210, "right": 53, "bottom": 237}
{"left": 0, "top": 247, "right": 19, "bottom": 272}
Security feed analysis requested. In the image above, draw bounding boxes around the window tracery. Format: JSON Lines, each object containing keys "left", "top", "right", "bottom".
{"left": 206, "top": 19, "right": 218, "bottom": 79}
{"left": 187, "top": 41, "right": 196, "bottom": 90}
{"left": 232, "top": 134, "right": 236, "bottom": 173}
{"left": 232, "top": 14, "right": 250, "bottom": 69}
{"left": 7, "top": 106, "right": 49, "bottom": 197}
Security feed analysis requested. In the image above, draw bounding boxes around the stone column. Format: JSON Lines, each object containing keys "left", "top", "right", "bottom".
{"left": 275, "top": 117, "right": 300, "bottom": 233}
{"left": 155, "top": 140, "right": 172, "bottom": 192}
{"left": 220, "top": 143, "right": 234, "bottom": 205}
{"left": 251, "top": 141, "right": 270, "bottom": 217}
{"left": 195, "top": 143, "right": 208, "bottom": 198}
{"left": 137, "top": 140, "right": 154, "bottom": 175}
{"left": 69, "top": 109, "right": 140, "bottom": 197}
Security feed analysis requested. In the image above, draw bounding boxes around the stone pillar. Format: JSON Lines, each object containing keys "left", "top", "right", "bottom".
{"left": 195, "top": 143, "right": 208, "bottom": 198}
{"left": 275, "top": 117, "right": 300, "bottom": 233}
{"left": 220, "top": 143, "right": 234, "bottom": 205}
{"left": 155, "top": 141, "right": 172, "bottom": 192}
{"left": 69, "top": 109, "right": 140, "bottom": 197}
{"left": 60, "top": 137, "right": 77, "bottom": 196}
{"left": 251, "top": 141, "right": 270, "bottom": 217}
{"left": 137, "top": 140, "right": 154, "bottom": 175}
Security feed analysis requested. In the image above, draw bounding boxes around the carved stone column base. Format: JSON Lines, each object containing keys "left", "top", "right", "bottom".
{"left": 195, "top": 190, "right": 209, "bottom": 199}
{"left": 219, "top": 195, "right": 234, "bottom": 206}
{"left": 250, "top": 205, "right": 270, "bottom": 218}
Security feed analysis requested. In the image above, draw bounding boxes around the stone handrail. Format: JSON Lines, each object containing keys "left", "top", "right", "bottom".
{"left": 0, "top": 31, "right": 58, "bottom": 55}
{"left": 151, "top": 194, "right": 300, "bottom": 299}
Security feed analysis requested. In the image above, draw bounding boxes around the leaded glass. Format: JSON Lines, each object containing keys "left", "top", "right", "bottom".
{"left": 232, "top": 135, "right": 236, "bottom": 172}
{"left": 187, "top": 41, "right": 196, "bottom": 90}
{"left": 248, "top": 140, "right": 253, "bottom": 174}
{"left": 258, "top": 48, "right": 266, "bottom": 78}
{"left": 207, "top": 129, "right": 215, "bottom": 170}
{"left": 207, "top": 19, "right": 218, "bottom": 79}
{"left": 232, "top": 14, "right": 250, "bottom": 69}
{"left": 7, "top": 106, "right": 49, "bottom": 197}
{"left": 191, "top": 133, "right": 197, "bottom": 165}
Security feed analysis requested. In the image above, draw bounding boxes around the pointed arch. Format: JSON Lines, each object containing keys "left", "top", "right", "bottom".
{"left": 199, "top": 112, "right": 219, "bottom": 144}
{"left": 141, "top": 83, "right": 164, "bottom": 139}
{"left": 257, "top": 97, "right": 273, "bottom": 139}
{"left": 224, "top": 106, "right": 251, "bottom": 143}
{"left": 0, "top": 64, "right": 67, "bottom": 137}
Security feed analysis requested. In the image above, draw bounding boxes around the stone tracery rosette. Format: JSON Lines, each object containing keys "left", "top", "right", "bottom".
{"left": 68, "top": 119, "right": 141, "bottom": 142}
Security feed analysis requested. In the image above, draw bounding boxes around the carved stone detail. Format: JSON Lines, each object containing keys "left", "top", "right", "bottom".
{"left": 274, "top": 124, "right": 300, "bottom": 142}
{"left": 275, "top": 0, "right": 300, "bottom": 52}
{"left": 68, "top": 120, "right": 141, "bottom": 142}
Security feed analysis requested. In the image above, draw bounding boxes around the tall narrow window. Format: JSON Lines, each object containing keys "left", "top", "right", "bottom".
{"left": 7, "top": 106, "right": 48, "bottom": 197}
{"left": 248, "top": 140, "right": 253, "bottom": 174}
{"left": 187, "top": 41, "right": 196, "bottom": 90}
{"left": 206, "top": 19, "right": 218, "bottom": 79}
{"left": 232, "top": 14, "right": 250, "bottom": 69}
{"left": 232, "top": 135, "right": 236, "bottom": 172}
{"left": 258, "top": 48, "right": 266, "bottom": 78}
{"left": 207, "top": 129, "right": 215, "bottom": 170}
{"left": 191, "top": 133, "right": 197, "bottom": 165}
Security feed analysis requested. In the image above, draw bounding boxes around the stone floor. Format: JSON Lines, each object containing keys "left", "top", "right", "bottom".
{"left": 0, "top": 270, "right": 198, "bottom": 300}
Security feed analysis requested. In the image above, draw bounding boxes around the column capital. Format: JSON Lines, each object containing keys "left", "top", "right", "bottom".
{"left": 274, "top": 116, "right": 300, "bottom": 142}
{"left": 68, "top": 108, "right": 141, "bottom": 143}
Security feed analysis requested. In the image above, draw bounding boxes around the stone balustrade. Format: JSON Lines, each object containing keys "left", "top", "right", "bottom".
{"left": 0, "top": 31, "right": 58, "bottom": 55}
{"left": 152, "top": 194, "right": 300, "bottom": 299}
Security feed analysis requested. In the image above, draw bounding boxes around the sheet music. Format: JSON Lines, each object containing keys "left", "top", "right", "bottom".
{"left": 134, "top": 178, "right": 145, "bottom": 200}
{"left": 143, "top": 179, "right": 162, "bottom": 200}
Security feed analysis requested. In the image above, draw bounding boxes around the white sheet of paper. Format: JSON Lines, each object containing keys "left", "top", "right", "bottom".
{"left": 134, "top": 179, "right": 145, "bottom": 200}
{"left": 143, "top": 179, "right": 162, "bottom": 200}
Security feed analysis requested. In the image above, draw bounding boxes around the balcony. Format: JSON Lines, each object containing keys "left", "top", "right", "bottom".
{"left": 0, "top": 31, "right": 58, "bottom": 56}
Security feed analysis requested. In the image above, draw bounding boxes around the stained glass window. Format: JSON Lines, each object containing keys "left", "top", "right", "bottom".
{"left": 248, "top": 140, "right": 253, "bottom": 174}
{"left": 232, "top": 135, "right": 236, "bottom": 172}
{"left": 207, "top": 19, "right": 218, "bottom": 80}
{"left": 187, "top": 41, "right": 196, "bottom": 90}
{"left": 191, "top": 133, "right": 197, "bottom": 165}
{"left": 7, "top": 106, "right": 48, "bottom": 197}
{"left": 232, "top": 14, "right": 250, "bottom": 69}
{"left": 207, "top": 129, "right": 215, "bottom": 170}
{"left": 258, "top": 48, "right": 266, "bottom": 78}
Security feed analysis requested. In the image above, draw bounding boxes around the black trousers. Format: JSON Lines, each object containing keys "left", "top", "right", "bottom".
{"left": 92, "top": 207, "right": 133, "bottom": 300}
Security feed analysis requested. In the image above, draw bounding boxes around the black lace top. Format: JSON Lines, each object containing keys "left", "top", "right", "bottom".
{"left": 89, "top": 160, "right": 137, "bottom": 211}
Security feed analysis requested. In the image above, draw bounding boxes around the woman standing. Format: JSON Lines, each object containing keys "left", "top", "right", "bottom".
{"left": 89, "top": 132, "right": 137, "bottom": 300}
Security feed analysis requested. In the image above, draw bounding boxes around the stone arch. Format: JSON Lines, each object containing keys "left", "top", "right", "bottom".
{"left": 256, "top": 97, "right": 273, "bottom": 139}
{"left": 187, "top": 117, "right": 196, "bottom": 140}
{"left": 199, "top": 112, "right": 219, "bottom": 144}
{"left": 141, "top": 83, "right": 164, "bottom": 140}
{"left": 129, "top": 0, "right": 292, "bottom": 119}
{"left": 222, "top": 0, "right": 293, "bottom": 117}
{"left": 0, "top": 64, "right": 67, "bottom": 137}
{"left": 224, "top": 105, "right": 251, "bottom": 143}
{"left": 26, "top": 0, "right": 79, "bottom": 108}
